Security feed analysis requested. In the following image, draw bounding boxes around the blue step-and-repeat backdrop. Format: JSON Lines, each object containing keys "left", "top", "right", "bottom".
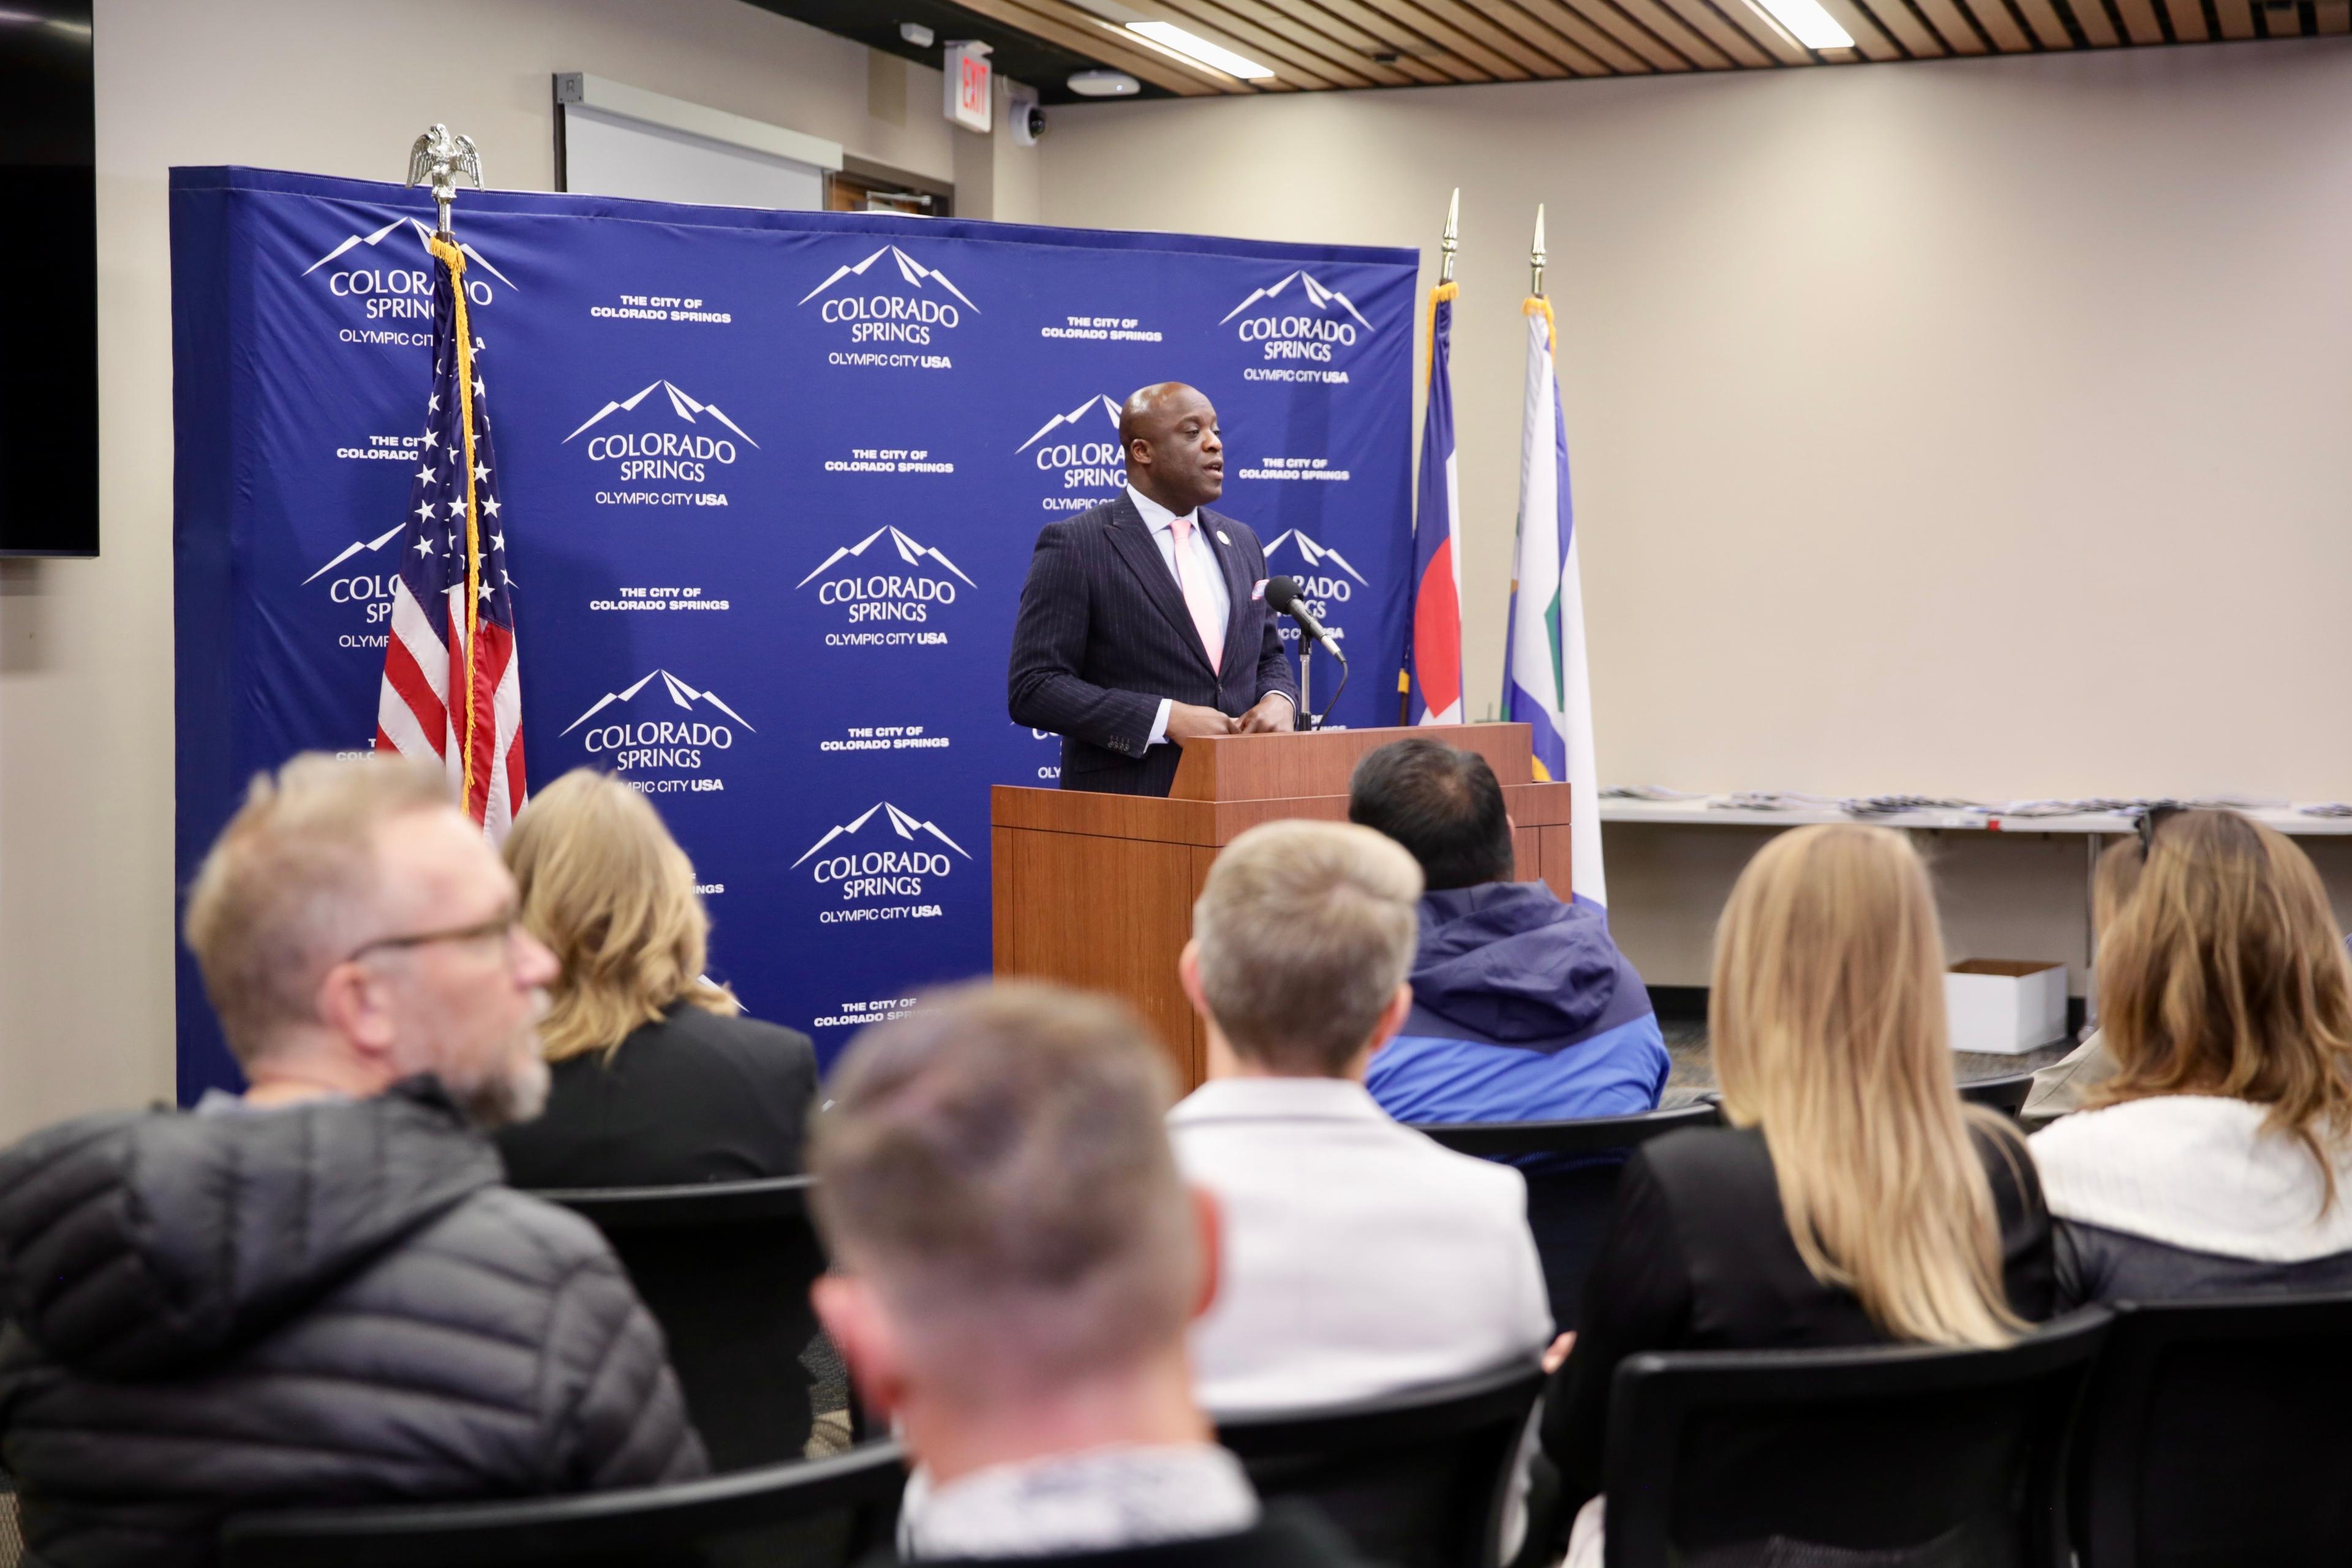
{"left": 172, "top": 165, "right": 1419, "bottom": 1098}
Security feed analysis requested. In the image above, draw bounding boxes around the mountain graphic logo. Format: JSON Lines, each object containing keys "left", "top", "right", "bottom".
{"left": 796, "top": 527, "right": 976, "bottom": 590}
{"left": 301, "top": 216, "right": 518, "bottom": 288}
{"left": 1219, "top": 272, "right": 1373, "bottom": 331}
{"left": 560, "top": 669, "right": 756, "bottom": 736}
{"left": 1265, "top": 530, "right": 1370, "bottom": 585}
{"left": 562, "top": 380, "right": 760, "bottom": 447}
{"left": 797, "top": 246, "right": 980, "bottom": 312}
{"left": 1017, "top": 394, "right": 1121, "bottom": 454}
{"left": 303, "top": 522, "right": 406, "bottom": 586}
{"left": 793, "top": 802, "right": 971, "bottom": 868}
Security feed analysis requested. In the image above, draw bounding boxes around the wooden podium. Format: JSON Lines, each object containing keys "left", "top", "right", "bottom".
{"left": 992, "top": 723, "right": 1572, "bottom": 1090}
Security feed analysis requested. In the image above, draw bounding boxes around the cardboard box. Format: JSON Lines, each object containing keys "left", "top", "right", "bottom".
{"left": 1947, "top": 960, "right": 2068, "bottom": 1055}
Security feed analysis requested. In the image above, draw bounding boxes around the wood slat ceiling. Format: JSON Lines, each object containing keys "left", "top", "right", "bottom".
{"left": 937, "top": 0, "right": 2345, "bottom": 92}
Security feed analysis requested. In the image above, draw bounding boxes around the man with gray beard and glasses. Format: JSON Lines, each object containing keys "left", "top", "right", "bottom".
{"left": 0, "top": 754, "right": 705, "bottom": 1568}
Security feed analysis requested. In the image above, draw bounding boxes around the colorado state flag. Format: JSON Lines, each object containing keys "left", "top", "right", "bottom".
{"left": 1406, "top": 279, "right": 1463, "bottom": 725}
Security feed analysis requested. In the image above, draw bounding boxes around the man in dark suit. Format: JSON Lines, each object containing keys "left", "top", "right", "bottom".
{"left": 1008, "top": 383, "right": 1300, "bottom": 797}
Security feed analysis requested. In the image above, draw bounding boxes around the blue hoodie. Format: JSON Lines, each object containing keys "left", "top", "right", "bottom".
{"left": 1367, "top": 881, "right": 1669, "bottom": 1125}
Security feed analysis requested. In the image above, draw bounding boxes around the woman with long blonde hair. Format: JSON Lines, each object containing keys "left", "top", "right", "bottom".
{"left": 2031, "top": 809, "right": 2352, "bottom": 1305}
{"left": 1542, "top": 825, "right": 2054, "bottom": 1558}
{"left": 492, "top": 768, "right": 816, "bottom": 1188}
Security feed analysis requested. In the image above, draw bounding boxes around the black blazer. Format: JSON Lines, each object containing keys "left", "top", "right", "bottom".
{"left": 1006, "top": 492, "right": 1300, "bottom": 797}
{"left": 494, "top": 1002, "right": 818, "bottom": 1189}
{"left": 1541, "top": 1123, "right": 2055, "bottom": 1506}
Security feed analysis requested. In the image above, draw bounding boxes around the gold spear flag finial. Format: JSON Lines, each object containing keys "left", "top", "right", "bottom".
{"left": 1439, "top": 187, "right": 1460, "bottom": 284}
{"left": 1531, "top": 203, "right": 1547, "bottom": 300}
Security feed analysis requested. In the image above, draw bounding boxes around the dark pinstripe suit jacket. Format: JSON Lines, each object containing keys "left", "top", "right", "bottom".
{"left": 1007, "top": 493, "right": 1300, "bottom": 797}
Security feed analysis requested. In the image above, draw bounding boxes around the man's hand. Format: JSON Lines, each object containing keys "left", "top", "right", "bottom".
{"left": 1235, "top": 695, "right": 1294, "bottom": 735}
{"left": 1543, "top": 1332, "right": 1576, "bottom": 1376}
{"left": 1166, "top": 703, "right": 1238, "bottom": 743}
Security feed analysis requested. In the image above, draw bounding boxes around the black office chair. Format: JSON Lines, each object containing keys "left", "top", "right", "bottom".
{"left": 1957, "top": 1070, "right": 2037, "bottom": 1118}
{"left": 1601, "top": 1307, "right": 2111, "bottom": 1568}
{"left": 535, "top": 1176, "right": 832, "bottom": 1471}
{"left": 1415, "top": 1102, "right": 1722, "bottom": 1330}
{"left": 1218, "top": 1361, "right": 1547, "bottom": 1568}
{"left": 221, "top": 1441, "right": 907, "bottom": 1568}
{"left": 2074, "top": 1292, "right": 2352, "bottom": 1568}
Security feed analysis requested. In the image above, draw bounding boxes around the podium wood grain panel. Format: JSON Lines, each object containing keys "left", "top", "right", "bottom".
{"left": 994, "top": 725, "right": 1569, "bottom": 1090}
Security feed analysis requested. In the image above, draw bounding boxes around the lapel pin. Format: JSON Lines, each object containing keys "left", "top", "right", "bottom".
{"left": 1216, "top": 530, "right": 1231, "bottom": 545}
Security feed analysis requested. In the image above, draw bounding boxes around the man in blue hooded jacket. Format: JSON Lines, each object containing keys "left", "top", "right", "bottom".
{"left": 1348, "top": 738, "right": 1668, "bottom": 1124}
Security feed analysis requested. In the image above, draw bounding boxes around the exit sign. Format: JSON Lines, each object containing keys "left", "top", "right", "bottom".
{"left": 944, "top": 40, "right": 992, "bottom": 134}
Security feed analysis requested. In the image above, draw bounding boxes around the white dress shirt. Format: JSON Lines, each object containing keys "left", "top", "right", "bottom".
{"left": 1166, "top": 1076, "right": 1553, "bottom": 1412}
{"left": 898, "top": 1444, "right": 1259, "bottom": 1560}
{"left": 1129, "top": 483, "right": 1227, "bottom": 750}
{"left": 1125, "top": 484, "right": 1289, "bottom": 746}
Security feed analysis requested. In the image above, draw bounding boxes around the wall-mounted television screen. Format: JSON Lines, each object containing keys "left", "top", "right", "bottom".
{"left": 0, "top": 2, "right": 96, "bottom": 558}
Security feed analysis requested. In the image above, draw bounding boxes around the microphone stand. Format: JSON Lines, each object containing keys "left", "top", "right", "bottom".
{"left": 1296, "top": 635, "right": 1348, "bottom": 731}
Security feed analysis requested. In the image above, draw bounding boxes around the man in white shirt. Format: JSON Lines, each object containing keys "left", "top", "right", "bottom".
{"left": 809, "top": 980, "right": 1372, "bottom": 1568}
{"left": 1170, "top": 820, "right": 1558, "bottom": 1414}
{"left": 1007, "top": 382, "right": 1299, "bottom": 797}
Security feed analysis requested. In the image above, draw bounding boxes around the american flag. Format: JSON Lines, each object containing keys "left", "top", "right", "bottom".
{"left": 375, "top": 234, "right": 526, "bottom": 836}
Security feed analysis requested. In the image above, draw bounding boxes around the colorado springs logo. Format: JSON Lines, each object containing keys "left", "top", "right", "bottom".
{"left": 564, "top": 380, "right": 756, "bottom": 508}
{"left": 560, "top": 668, "right": 751, "bottom": 792}
{"left": 800, "top": 246, "right": 975, "bottom": 369}
{"left": 303, "top": 523, "right": 406, "bottom": 650}
{"left": 1221, "top": 273, "right": 1371, "bottom": 384}
{"left": 303, "top": 217, "right": 514, "bottom": 346}
{"left": 798, "top": 527, "right": 971, "bottom": 646}
{"left": 794, "top": 801, "right": 969, "bottom": 922}
{"left": 1265, "top": 530, "right": 1368, "bottom": 639}
{"left": 1020, "top": 394, "right": 1124, "bottom": 511}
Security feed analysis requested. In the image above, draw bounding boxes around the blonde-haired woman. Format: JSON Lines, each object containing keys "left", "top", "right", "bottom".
{"left": 1542, "top": 825, "right": 2053, "bottom": 1561}
{"left": 493, "top": 768, "right": 816, "bottom": 1189}
{"left": 2032, "top": 809, "right": 2352, "bottom": 1305}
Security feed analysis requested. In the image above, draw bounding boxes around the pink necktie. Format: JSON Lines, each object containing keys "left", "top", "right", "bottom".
{"left": 1168, "top": 514, "right": 1222, "bottom": 673}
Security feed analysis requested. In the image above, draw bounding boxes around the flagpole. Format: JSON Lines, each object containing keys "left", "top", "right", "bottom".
{"left": 409, "top": 125, "right": 491, "bottom": 812}
{"left": 1530, "top": 202, "right": 1545, "bottom": 301}
{"left": 1403, "top": 189, "right": 1463, "bottom": 725}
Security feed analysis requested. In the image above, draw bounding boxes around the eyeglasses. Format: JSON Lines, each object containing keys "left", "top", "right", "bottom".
{"left": 2136, "top": 804, "right": 2184, "bottom": 863}
{"left": 345, "top": 908, "right": 524, "bottom": 964}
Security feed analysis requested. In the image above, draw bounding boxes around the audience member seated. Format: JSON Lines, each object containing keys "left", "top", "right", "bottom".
{"left": 2022, "top": 832, "right": 2147, "bottom": 1122}
{"left": 0, "top": 755, "right": 704, "bottom": 1568}
{"left": 1345, "top": 739, "right": 1667, "bottom": 1125}
{"left": 494, "top": 767, "right": 816, "bottom": 1188}
{"left": 1171, "top": 819, "right": 1555, "bottom": 1413}
{"left": 2031, "top": 809, "right": 2352, "bottom": 1305}
{"left": 1543, "top": 824, "right": 2054, "bottom": 1567}
{"left": 809, "top": 980, "right": 1372, "bottom": 1568}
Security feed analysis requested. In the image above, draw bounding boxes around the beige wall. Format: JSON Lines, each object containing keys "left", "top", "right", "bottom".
{"left": 1040, "top": 40, "right": 2352, "bottom": 801}
{"left": 1039, "top": 40, "right": 2352, "bottom": 986}
{"left": 0, "top": 0, "right": 1022, "bottom": 1142}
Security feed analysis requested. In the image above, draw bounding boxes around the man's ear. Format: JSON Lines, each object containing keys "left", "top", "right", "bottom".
{"left": 1178, "top": 940, "right": 1207, "bottom": 1019}
{"left": 1186, "top": 1184, "right": 1222, "bottom": 1325}
{"left": 813, "top": 1273, "right": 910, "bottom": 1424}
{"left": 1370, "top": 979, "right": 1413, "bottom": 1052}
{"left": 315, "top": 961, "right": 398, "bottom": 1066}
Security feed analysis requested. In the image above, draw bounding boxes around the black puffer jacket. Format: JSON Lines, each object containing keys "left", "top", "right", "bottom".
{"left": 0, "top": 1078, "right": 707, "bottom": 1568}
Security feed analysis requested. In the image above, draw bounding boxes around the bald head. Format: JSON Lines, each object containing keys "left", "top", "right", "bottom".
{"left": 1120, "top": 382, "right": 1224, "bottom": 514}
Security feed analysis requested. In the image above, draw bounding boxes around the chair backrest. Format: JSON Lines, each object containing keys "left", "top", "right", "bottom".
{"left": 219, "top": 1441, "right": 907, "bottom": 1568}
{"left": 1958, "top": 1071, "right": 2037, "bottom": 1118}
{"left": 535, "top": 1176, "right": 830, "bottom": 1471}
{"left": 1216, "top": 1360, "right": 1546, "bottom": 1568}
{"left": 1414, "top": 1102, "right": 1722, "bottom": 1330}
{"left": 2076, "top": 1291, "right": 2352, "bottom": 1568}
{"left": 1604, "top": 1308, "right": 2111, "bottom": 1568}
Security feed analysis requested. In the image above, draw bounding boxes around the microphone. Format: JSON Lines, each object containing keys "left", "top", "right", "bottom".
{"left": 1265, "top": 576, "right": 1346, "bottom": 663}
